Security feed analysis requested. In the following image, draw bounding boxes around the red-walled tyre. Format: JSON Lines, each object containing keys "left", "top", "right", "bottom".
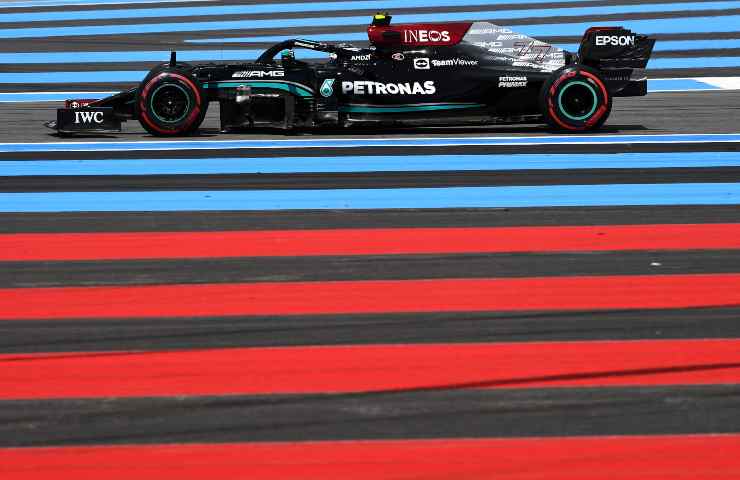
{"left": 540, "top": 66, "right": 612, "bottom": 132}
{"left": 137, "top": 67, "right": 207, "bottom": 136}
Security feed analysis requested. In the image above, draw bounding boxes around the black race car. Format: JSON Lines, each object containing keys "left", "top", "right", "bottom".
{"left": 46, "top": 13, "right": 654, "bottom": 136}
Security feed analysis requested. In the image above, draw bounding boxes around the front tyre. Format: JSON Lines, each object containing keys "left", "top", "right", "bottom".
{"left": 137, "top": 69, "right": 206, "bottom": 136}
{"left": 540, "top": 66, "right": 611, "bottom": 132}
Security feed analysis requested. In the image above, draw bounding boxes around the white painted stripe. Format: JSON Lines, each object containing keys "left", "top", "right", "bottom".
{"left": 648, "top": 77, "right": 740, "bottom": 92}
{"left": 1, "top": 134, "right": 740, "bottom": 154}
{"left": 647, "top": 78, "right": 716, "bottom": 92}
{"left": 700, "top": 77, "right": 740, "bottom": 90}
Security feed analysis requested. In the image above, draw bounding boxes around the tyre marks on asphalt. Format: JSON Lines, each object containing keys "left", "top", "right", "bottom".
{"left": 2, "top": 170, "right": 740, "bottom": 477}
{"left": 4, "top": 386, "right": 740, "bottom": 446}
{"left": 3, "top": 338, "right": 740, "bottom": 399}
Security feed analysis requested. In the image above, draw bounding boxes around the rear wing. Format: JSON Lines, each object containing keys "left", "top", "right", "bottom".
{"left": 577, "top": 27, "right": 655, "bottom": 97}
{"left": 578, "top": 27, "right": 655, "bottom": 69}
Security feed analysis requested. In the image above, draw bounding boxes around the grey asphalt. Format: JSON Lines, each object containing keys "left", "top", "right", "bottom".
{"left": 2, "top": 0, "right": 740, "bottom": 454}
{"left": 5, "top": 385, "right": 740, "bottom": 447}
{"left": 2, "top": 91, "right": 740, "bottom": 144}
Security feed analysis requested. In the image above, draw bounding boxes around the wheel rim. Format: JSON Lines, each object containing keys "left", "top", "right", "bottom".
{"left": 557, "top": 80, "right": 598, "bottom": 121}
{"left": 149, "top": 83, "right": 191, "bottom": 123}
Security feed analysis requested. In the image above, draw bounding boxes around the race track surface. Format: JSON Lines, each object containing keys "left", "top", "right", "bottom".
{"left": 3, "top": 91, "right": 740, "bottom": 142}
{"left": 1, "top": 1, "right": 740, "bottom": 479}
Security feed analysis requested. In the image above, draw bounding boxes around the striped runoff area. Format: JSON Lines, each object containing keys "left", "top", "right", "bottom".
{"left": 0, "top": 0, "right": 740, "bottom": 94}
{"left": 2, "top": 183, "right": 739, "bottom": 211}
{"left": 2, "top": 134, "right": 740, "bottom": 478}
{"left": 2, "top": 0, "right": 740, "bottom": 478}
{"left": 2, "top": 435, "right": 739, "bottom": 480}
{"left": 2, "top": 2, "right": 739, "bottom": 39}
{"left": 2, "top": 133, "right": 739, "bottom": 152}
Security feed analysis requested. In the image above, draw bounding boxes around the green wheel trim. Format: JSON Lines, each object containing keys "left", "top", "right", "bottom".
{"left": 557, "top": 80, "right": 598, "bottom": 121}
{"left": 149, "top": 83, "right": 191, "bottom": 124}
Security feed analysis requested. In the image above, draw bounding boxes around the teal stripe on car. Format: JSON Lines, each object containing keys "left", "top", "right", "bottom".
{"left": 203, "top": 81, "right": 314, "bottom": 97}
{"left": 340, "top": 104, "right": 485, "bottom": 113}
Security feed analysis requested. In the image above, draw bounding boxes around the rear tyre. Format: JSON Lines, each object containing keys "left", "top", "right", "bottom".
{"left": 540, "top": 66, "right": 611, "bottom": 132}
{"left": 137, "top": 67, "right": 207, "bottom": 136}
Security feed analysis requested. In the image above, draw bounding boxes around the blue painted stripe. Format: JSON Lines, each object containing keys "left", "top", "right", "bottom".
{"left": 4, "top": 57, "right": 740, "bottom": 84}
{"left": 3, "top": 45, "right": 738, "bottom": 71}
{"left": 193, "top": 38, "right": 740, "bottom": 53}
{"left": 640, "top": 38, "right": 740, "bottom": 52}
{"left": 0, "top": 49, "right": 327, "bottom": 64}
{"left": 0, "top": 183, "right": 737, "bottom": 212}
{"left": 10, "top": 46, "right": 668, "bottom": 64}
{"left": 3, "top": 152, "right": 740, "bottom": 176}
{"left": 4, "top": 39, "right": 740, "bottom": 71}
{"left": 0, "top": 71, "right": 145, "bottom": 83}
{"left": 0, "top": 0, "right": 603, "bottom": 23}
{"left": 647, "top": 79, "right": 719, "bottom": 91}
{"left": 192, "top": 37, "right": 740, "bottom": 50}
{"left": 189, "top": 15, "right": 740, "bottom": 46}
{"left": 517, "top": 15, "right": 740, "bottom": 37}
{"left": 0, "top": 2, "right": 738, "bottom": 39}
{"left": 554, "top": 39, "right": 740, "bottom": 52}
{"left": 10, "top": 49, "right": 739, "bottom": 70}
{"left": 189, "top": 33, "right": 373, "bottom": 44}
{"left": 0, "top": 91, "right": 116, "bottom": 102}
{"left": 2, "top": 134, "right": 739, "bottom": 153}
{"left": 0, "top": 0, "right": 213, "bottom": 7}
{"left": 649, "top": 56, "right": 740, "bottom": 69}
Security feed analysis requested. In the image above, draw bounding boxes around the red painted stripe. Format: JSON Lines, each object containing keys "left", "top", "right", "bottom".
{"left": 2, "top": 434, "right": 739, "bottom": 480}
{"left": 2, "top": 339, "right": 740, "bottom": 399}
{"left": 1, "top": 273, "right": 738, "bottom": 320}
{"left": 1, "top": 223, "right": 739, "bottom": 261}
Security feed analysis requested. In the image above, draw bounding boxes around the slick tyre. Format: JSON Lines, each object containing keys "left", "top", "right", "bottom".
{"left": 540, "top": 66, "right": 611, "bottom": 132}
{"left": 137, "top": 68, "right": 207, "bottom": 136}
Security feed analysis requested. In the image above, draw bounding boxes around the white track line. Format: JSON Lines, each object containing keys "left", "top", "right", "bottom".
{"left": 699, "top": 77, "right": 740, "bottom": 90}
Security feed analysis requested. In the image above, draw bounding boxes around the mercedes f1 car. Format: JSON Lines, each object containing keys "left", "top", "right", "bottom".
{"left": 46, "top": 13, "right": 654, "bottom": 136}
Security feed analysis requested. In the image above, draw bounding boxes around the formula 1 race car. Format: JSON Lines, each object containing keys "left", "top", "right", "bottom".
{"left": 46, "top": 13, "right": 654, "bottom": 136}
